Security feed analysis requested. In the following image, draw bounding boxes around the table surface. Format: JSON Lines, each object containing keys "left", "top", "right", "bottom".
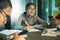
{"left": 0, "top": 30, "right": 60, "bottom": 40}
{"left": 26, "top": 31, "right": 60, "bottom": 40}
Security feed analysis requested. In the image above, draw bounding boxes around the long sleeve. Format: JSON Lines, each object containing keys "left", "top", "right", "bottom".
{"left": 17, "top": 15, "right": 23, "bottom": 25}
{"left": 37, "top": 16, "right": 48, "bottom": 27}
{"left": 33, "top": 16, "right": 48, "bottom": 28}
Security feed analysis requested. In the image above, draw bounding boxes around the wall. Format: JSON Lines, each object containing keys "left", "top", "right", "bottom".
{"left": 11, "top": 0, "right": 25, "bottom": 29}
{"left": 52, "top": 0, "right": 58, "bottom": 17}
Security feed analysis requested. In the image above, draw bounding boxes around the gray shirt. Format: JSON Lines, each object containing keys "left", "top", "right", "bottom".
{"left": 17, "top": 13, "right": 47, "bottom": 29}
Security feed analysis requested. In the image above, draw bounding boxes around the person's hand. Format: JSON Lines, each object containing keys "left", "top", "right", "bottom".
{"left": 14, "top": 32, "right": 19, "bottom": 38}
{"left": 24, "top": 26, "right": 33, "bottom": 31}
{"left": 9, "top": 34, "right": 14, "bottom": 40}
{"left": 27, "top": 26, "right": 33, "bottom": 30}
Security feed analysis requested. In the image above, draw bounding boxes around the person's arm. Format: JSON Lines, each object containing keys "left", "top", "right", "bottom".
{"left": 33, "top": 16, "right": 48, "bottom": 28}
{"left": 17, "top": 15, "right": 23, "bottom": 25}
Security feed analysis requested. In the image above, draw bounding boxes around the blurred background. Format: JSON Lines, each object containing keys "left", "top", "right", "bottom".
{"left": 11, "top": 0, "right": 60, "bottom": 29}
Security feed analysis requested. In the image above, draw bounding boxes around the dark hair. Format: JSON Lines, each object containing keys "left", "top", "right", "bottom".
{"left": 0, "top": 0, "right": 12, "bottom": 10}
{"left": 25, "top": 3, "right": 36, "bottom": 11}
{"left": 18, "top": 30, "right": 28, "bottom": 35}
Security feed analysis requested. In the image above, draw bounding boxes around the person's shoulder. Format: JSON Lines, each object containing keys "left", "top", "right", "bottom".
{"left": 22, "top": 12, "right": 26, "bottom": 16}
{"left": 19, "top": 13, "right": 24, "bottom": 17}
{"left": 19, "top": 13, "right": 26, "bottom": 18}
{"left": 20, "top": 12, "right": 27, "bottom": 18}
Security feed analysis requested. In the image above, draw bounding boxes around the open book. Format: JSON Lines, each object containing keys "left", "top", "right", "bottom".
{"left": 0, "top": 29, "right": 41, "bottom": 35}
{"left": 0, "top": 29, "right": 22, "bottom": 35}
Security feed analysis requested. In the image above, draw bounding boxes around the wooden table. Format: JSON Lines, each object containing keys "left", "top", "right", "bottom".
{"left": 26, "top": 31, "right": 60, "bottom": 40}
{"left": 0, "top": 29, "right": 60, "bottom": 40}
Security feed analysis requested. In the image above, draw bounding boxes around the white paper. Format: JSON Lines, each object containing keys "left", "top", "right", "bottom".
{"left": 41, "top": 28, "right": 58, "bottom": 37}
{"left": 41, "top": 33, "right": 57, "bottom": 37}
{"left": 0, "top": 29, "right": 22, "bottom": 35}
{"left": 29, "top": 29, "right": 41, "bottom": 32}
